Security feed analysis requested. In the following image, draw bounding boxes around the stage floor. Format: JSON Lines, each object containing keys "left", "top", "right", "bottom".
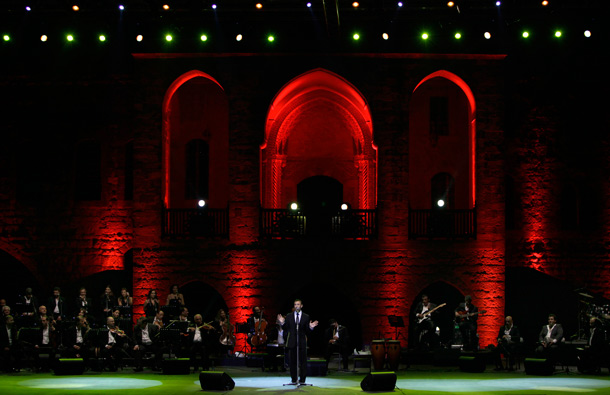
{"left": 2, "top": 363, "right": 610, "bottom": 394}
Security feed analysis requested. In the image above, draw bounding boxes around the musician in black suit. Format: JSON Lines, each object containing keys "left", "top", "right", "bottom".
{"left": 324, "top": 319, "right": 350, "bottom": 370}
{"left": 454, "top": 295, "right": 479, "bottom": 351}
{"left": 413, "top": 295, "right": 441, "bottom": 350}
{"left": 576, "top": 316, "right": 607, "bottom": 373}
{"left": 535, "top": 313, "right": 564, "bottom": 363}
{"left": 74, "top": 287, "right": 93, "bottom": 319}
{"left": 494, "top": 316, "right": 520, "bottom": 370}
{"left": 277, "top": 299, "right": 319, "bottom": 385}
{"left": 132, "top": 316, "right": 162, "bottom": 371}
{"left": 48, "top": 287, "right": 67, "bottom": 322}
{"left": 187, "top": 314, "right": 215, "bottom": 372}
{"left": 62, "top": 316, "right": 92, "bottom": 362}
{"left": 17, "top": 287, "right": 39, "bottom": 327}
{"left": 32, "top": 315, "right": 57, "bottom": 372}
{"left": 99, "top": 286, "right": 117, "bottom": 320}
{"left": 0, "top": 315, "right": 21, "bottom": 372}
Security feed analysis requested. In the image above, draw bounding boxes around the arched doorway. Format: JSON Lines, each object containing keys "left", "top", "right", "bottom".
{"left": 297, "top": 176, "right": 343, "bottom": 237}
{"left": 180, "top": 281, "right": 228, "bottom": 323}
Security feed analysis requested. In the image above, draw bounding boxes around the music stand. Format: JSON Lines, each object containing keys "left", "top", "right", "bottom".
{"left": 234, "top": 322, "right": 251, "bottom": 356}
{"left": 388, "top": 315, "right": 405, "bottom": 340}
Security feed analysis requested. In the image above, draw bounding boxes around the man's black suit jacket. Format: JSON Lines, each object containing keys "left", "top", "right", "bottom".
{"left": 133, "top": 323, "right": 160, "bottom": 346}
{"left": 282, "top": 311, "right": 312, "bottom": 349}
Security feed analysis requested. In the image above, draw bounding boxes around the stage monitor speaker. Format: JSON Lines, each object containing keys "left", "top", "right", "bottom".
{"left": 162, "top": 358, "right": 190, "bottom": 375}
{"left": 360, "top": 372, "right": 397, "bottom": 392}
{"left": 458, "top": 356, "right": 486, "bottom": 373}
{"left": 524, "top": 358, "right": 553, "bottom": 376}
{"left": 54, "top": 358, "right": 85, "bottom": 375}
{"left": 199, "top": 371, "right": 235, "bottom": 391}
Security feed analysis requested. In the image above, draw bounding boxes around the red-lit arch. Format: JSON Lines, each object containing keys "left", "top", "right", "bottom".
{"left": 162, "top": 70, "right": 225, "bottom": 208}
{"left": 413, "top": 70, "right": 476, "bottom": 208}
{"left": 261, "top": 68, "right": 377, "bottom": 209}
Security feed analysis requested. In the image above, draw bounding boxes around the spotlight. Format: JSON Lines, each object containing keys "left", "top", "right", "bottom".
{"left": 484, "top": 32, "right": 491, "bottom": 39}
{"left": 26, "top": 6, "right": 32, "bottom": 11}
{"left": 40, "top": 35, "right": 48, "bottom": 42}
{"left": 267, "top": 35, "right": 275, "bottom": 42}
{"left": 198, "top": 200, "right": 206, "bottom": 208}
{"left": 98, "top": 34, "right": 106, "bottom": 42}
{"left": 421, "top": 32, "right": 429, "bottom": 40}
{"left": 72, "top": 5, "right": 79, "bottom": 11}
{"left": 236, "top": 34, "right": 243, "bottom": 41}
{"left": 382, "top": 32, "right": 389, "bottom": 40}
{"left": 340, "top": 203, "right": 350, "bottom": 211}
{"left": 165, "top": 34, "right": 173, "bottom": 42}
{"left": 584, "top": 30, "right": 591, "bottom": 38}
{"left": 211, "top": 4, "right": 217, "bottom": 9}
{"left": 353, "top": 33, "right": 360, "bottom": 41}
{"left": 554, "top": 30, "right": 562, "bottom": 38}
{"left": 290, "top": 202, "right": 298, "bottom": 211}
{"left": 118, "top": 5, "right": 124, "bottom": 11}
{"left": 306, "top": 2, "right": 312, "bottom": 7}
{"left": 454, "top": 32, "right": 462, "bottom": 39}
{"left": 397, "top": 2, "right": 403, "bottom": 7}
{"left": 136, "top": 34, "right": 143, "bottom": 42}
{"left": 3, "top": 35, "right": 10, "bottom": 42}
{"left": 542, "top": 0, "right": 548, "bottom": 5}
{"left": 256, "top": 3, "right": 263, "bottom": 9}
{"left": 352, "top": 2, "right": 359, "bottom": 8}
{"left": 522, "top": 31, "right": 529, "bottom": 38}
{"left": 447, "top": 1, "right": 454, "bottom": 7}
{"left": 163, "top": 4, "right": 170, "bottom": 10}
{"left": 437, "top": 199, "right": 445, "bottom": 208}
{"left": 66, "top": 34, "right": 74, "bottom": 42}
{"left": 495, "top": 1, "right": 501, "bottom": 6}
{"left": 200, "top": 34, "right": 208, "bottom": 42}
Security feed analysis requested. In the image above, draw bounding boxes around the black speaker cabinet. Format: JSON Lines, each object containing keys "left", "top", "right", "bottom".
{"left": 54, "top": 358, "right": 85, "bottom": 375}
{"left": 458, "top": 356, "right": 486, "bottom": 373}
{"left": 524, "top": 358, "right": 553, "bottom": 376}
{"left": 307, "top": 358, "right": 328, "bottom": 377}
{"left": 360, "top": 372, "right": 397, "bottom": 391}
{"left": 162, "top": 358, "right": 190, "bottom": 375}
{"left": 199, "top": 371, "right": 236, "bottom": 391}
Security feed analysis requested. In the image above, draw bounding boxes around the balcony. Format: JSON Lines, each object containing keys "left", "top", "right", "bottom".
{"left": 408, "top": 208, "right": 477, "bottom": 239}
{"left": 162, "top": 208, "right": 229, "bottom": 238}
{"left": 260, "top": 209, "right": 377, "bottom": 240}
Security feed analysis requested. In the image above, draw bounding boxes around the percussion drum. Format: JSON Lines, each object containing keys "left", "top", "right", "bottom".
{"left": 387, "top": 340, "right": 401, "bottom": 370}
{"left": 371, "top": 339, "right": 386, "bottom": 371}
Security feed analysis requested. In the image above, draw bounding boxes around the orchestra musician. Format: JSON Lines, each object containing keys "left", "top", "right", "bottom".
{"left": 63, "top": 316, "right": 92, "bottom": 363}
{"left": 33, "top": 315, "right": 57, "bottom": 372}
{"left": 413, "top": 295, "right": 441, "bottom": 350}
{"left": 102, "top": 316, "right": 129, "bottom": 371}
{"left": 133, "top": 316, "right": 162, "bottom": 372}
{"left": 494, "top": 316, "right": 520, "bottom": 371}
{"left": 0, "top": 315, "right": 21, "bottom": 372}
{"left": 535, "top": 313, "right": 564, "bottom": 363}
{"left": 117, "top": 288, "right": 132, "bottom": 307}
{"left": 74, "top": 287, "right": 93, "bottom": 320}
{"left": 48, "top": 287, "right": 67, "bottom": 322}
{"left": 266, "top": 315, "right": 287, "bottom": 372}
{"left": 324, "top": 318, "right": 350, "bottom": 371}
{"left": 247, "top": 306, "right": 267, "bottom": 349}
{"left": 153, "top": 310, "right": 165, "bottom": 329}
{"left": 214, "top": 309, "right": 235, "bottom": 357}
{"left": 454, "top": 295, "right": 480, "bottom": 351}
{"left": 143, "top": 289, "right": 160, "bottom": 320}
{"left": 277, "top": 299, "right": 319, "bottom": 385}
{"left": 99, "top": 286, "right": 117, "bottom": 319}
{"left": 17, "top": 287, "right": 38, "bottom": 327}
{"left": 166, "top": 284, "right": 185, "bottom": 308}
{"left": 188, "top": 314, "right": 215, "bottom": 372}
{"left": 577, "top": 316, "right": 607, "bottom": 374}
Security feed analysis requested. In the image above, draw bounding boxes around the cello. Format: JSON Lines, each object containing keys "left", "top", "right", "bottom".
{"left": 219, "top": 320, "right": 236, "bottom": 346}
{"left": 250, "top": 308, "right": 268, "bottom": 347}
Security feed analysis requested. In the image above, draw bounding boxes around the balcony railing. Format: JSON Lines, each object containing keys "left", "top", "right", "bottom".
{"left": 408, "top": 208, "right": 477, "bottom": 239}
{"left": 260, "top": 208, "right": 377, "bottom": 240}
{"left": 163, "top": 208, "right": 229, "bottom": 238}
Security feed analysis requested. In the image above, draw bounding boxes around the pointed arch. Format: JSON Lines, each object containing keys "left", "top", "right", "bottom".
{"left": 261, "top": 68, "right": 377, "bottom": 210}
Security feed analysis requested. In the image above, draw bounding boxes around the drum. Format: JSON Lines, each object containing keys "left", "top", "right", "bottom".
{"left": 387, "top": 340, "right": 401, "bottom": 370}
{"left": 371, "top": 339, "right": 386, "bottom": 370}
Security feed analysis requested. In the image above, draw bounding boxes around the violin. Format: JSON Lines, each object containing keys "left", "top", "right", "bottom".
{"left": 250, "top": 308, "right": 268, "bottom": 347}
{"left": 219, "top": 320, "right": 236, "bottom": 346}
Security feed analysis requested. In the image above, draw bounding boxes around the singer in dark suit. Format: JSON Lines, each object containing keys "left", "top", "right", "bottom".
{"left": 277, "top": 299, "right": 319, "bottom": 384}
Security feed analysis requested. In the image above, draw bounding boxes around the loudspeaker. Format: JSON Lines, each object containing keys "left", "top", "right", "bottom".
{"left": 360, "top": 372, "right": 397, "bottom": 391}
{"left": 458, "top": 356, "right": 486, "bottom": 373}
{"left": 307, "top": 358, "right": 327, "bottom": 377}
{"left": 199, "top": 371, "right": 235, "bottom": 391}
{"left": 54, "top": 358, "right": 85, "bottom": 375}
{"left": 524, "top": 358, "right": 553, "bottom": 376}
{"left": 162, "top": 358, "right": 190, "bottom": 375}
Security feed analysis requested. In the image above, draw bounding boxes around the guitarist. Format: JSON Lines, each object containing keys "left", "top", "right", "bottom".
{"left": 414, "top": 295, "right": 440, "bottom": 350}
{"left": 454, "top": 295, "right": 479, "bottom": 351}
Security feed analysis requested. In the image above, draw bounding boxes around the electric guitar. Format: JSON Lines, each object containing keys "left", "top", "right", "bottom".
{"left": 455, "top": 309, "right": 486, "bottom": 322}
{"left": 417, "top": 303, "right": 446, "bottom": 324}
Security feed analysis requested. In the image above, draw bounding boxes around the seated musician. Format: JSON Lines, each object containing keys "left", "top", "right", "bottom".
{"left": 102, "top": 316, "right": 130, "bottom": 371}
{"left": 188, "top": 314, "right": 214, "bottom": 372}
{"left": 413, "top": 295, "right": 441, "bottom": 350}
{"left": 246, "top": 306, "right": 267, "bottom": 349}
{"left": 153, "top": 310, "right": 165, "bottom": 329}
{"left": 577, "top": 316, "right": 606, "bottom": 373}
{"left": 133, "top": 316, "right": 162, "bottom": 372}
{"left": 454, "top": 295, "right": 479, "bottom": 351}
{"left": 535, "top": 313, "right": 564, "bottom": 363}
{"left": 324, "top": 318, "right": 351, "bottom": 371}
{"left": 33, "top": 315, "right": 57, "bottom": 372}
{"left": 213, "top": 309, "right": 235, "bottom": 357}
{"left": 0, "top": 315, "right": 21, "bottom": 372}
{"left": 266, "top": 315, "right": 287, "bottom": 372}
{"left": 494, "top": 316, "right": 520, "bottom": 371}
{"left": 62, "top": 316, "right": 92, "bottom": 363}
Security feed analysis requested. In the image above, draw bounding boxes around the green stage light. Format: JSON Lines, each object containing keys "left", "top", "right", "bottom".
{"left": 2, "top": 35, "right": 9, "bottom": 42}
{"left": 99, "top": 35, "right": 106, "bottom": 42}
{"left": 421, "top": 32, "right": 429, "bottom": 40}
{"left": 353, "top": 33, "right": 360, "bottom": 41}
{"left": 200, "top": 34, "right": 208, "bottom": 42}
{"left": 454, "top": 32, "right": 462, "bottom": 39}
{"left": 267, "top": 35, "right": 275, "bottom": 42}
{"left": 554, "top": 30, "right": 562, "bottom": 38}
{"left": 66, "top": 34, "right": 74, "bottom": 42}
{"left": 522, "top": 31, "right": 529, "bottom": 38}
{"left": 165, "top": 34, "right": 173, "bottom": 42}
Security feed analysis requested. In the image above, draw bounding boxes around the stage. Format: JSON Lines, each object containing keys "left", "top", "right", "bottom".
{"left": 2, "top": 361, "right": 610, "bottom": 394}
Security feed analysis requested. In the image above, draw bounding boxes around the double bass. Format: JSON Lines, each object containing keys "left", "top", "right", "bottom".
{"left": 250, "top": 308, "right": 268, "bottom": 347}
